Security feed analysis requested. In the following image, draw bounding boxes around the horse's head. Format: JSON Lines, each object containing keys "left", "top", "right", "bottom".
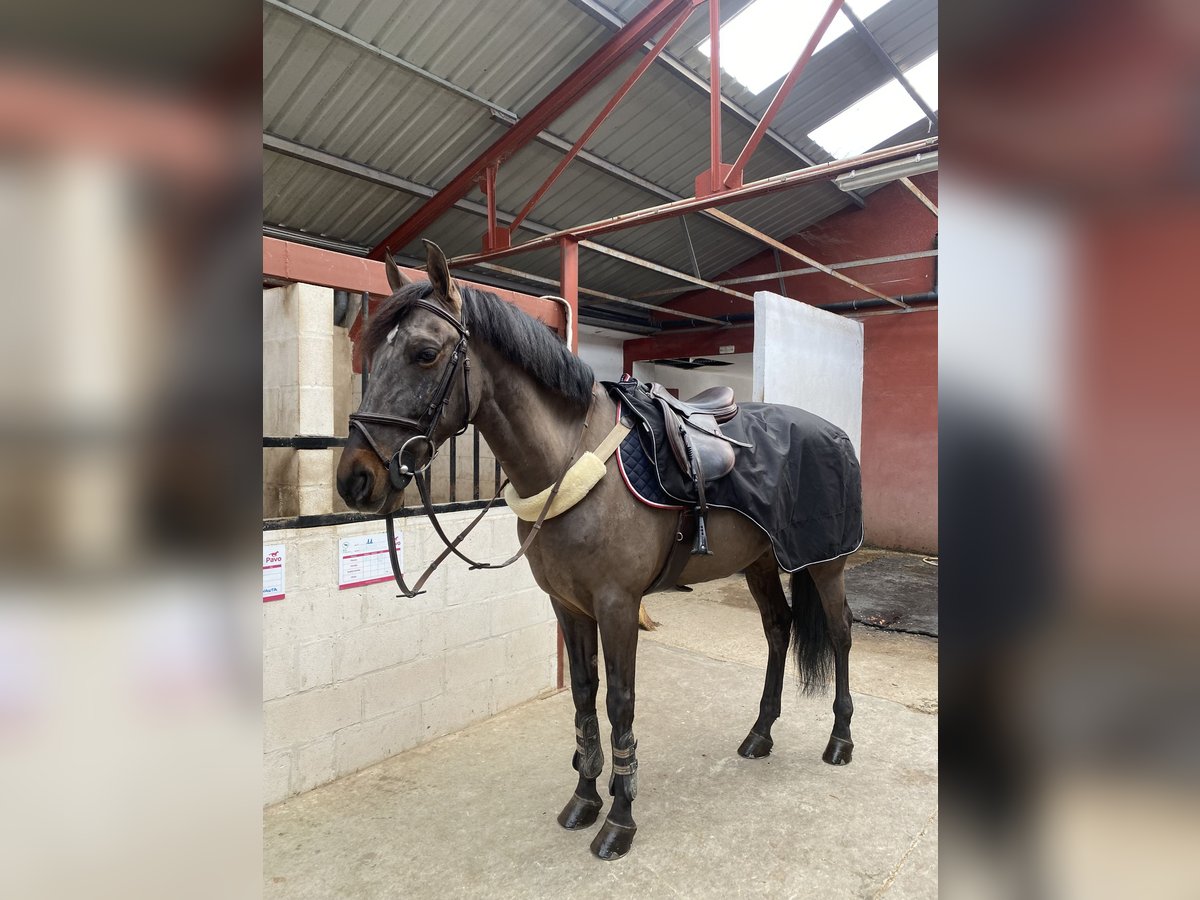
{"left": 336, "top": 240, "right": 474, "bottom": 513}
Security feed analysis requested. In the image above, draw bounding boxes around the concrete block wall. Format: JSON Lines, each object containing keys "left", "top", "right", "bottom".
{"left": 263, "top": 284, "right": 356, "bottom": 519}
{"left": 264, "top": 285, "right": 501, "bottom": 518}
{"left": 263, "top": 510, "right": 557, "bottom": 806}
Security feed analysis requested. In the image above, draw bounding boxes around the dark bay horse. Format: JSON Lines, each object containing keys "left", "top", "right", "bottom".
{"left": 336, "top": 242, "right": 856, "bottom": 860}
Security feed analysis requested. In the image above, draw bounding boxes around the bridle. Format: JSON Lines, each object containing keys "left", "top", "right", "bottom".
{"left": 348, "top": 297, "right": 472, "bottom": 492}
{"left": 346, "top": 293, "right": 595, "bottom": 598}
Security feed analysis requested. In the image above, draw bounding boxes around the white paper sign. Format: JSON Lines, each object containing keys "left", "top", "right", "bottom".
{"left": 262, "top": 544, "right": 286, "bottom": 602}
{"left": 338, "top": 532, "right": 402, "bottom": 590}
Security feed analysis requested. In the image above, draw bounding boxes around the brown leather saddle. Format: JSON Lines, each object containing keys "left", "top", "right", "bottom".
{"left": 648, "top": 384, "right": 747, "bottom": 483}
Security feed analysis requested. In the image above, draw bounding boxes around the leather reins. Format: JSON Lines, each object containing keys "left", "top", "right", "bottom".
{"left": 347, "top": 297, "right": 595, "bottom": 597}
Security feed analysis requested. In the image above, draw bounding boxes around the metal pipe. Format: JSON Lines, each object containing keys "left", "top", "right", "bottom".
{"left": 450, "top": 137, "right": 937, "bottom": 268}
{"left": 900, "top": 176, "right": 938, "bottom": 216}
{"left": 630, "top": 248, "right": 939, "bottom": 296}
{"left": 679, "top": 216, "right": 701, "bottom": 278}
{"left": 652, "top": 292, "right": 938, "bottom": 328}
{"left": 843, "top": 304, "right": 937, "bottom": 319}
{"left": 771, "top": 248, "right": 787, "bottom": 296}
{"left": 539, "top": 295, "right": 575, "bottom": 350}
{"left": 265, "top": 212, "right": 728, "bottom": 320}
{"left": 818, "top": 291, "right": 937, "bottom": 312}
{"left": 580, "top": 240, "right": 753, "bottom": 301}
{"left": 263, "top": 225, "right": 717, "bottom": 328}
{"left": 707, "top": 208, "right": 906, "bottom": 307}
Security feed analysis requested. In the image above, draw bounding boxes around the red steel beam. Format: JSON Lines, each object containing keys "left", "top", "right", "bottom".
{"left": 483, "top": 163, "right": 499, "bottom": 248}
{"left": 367, "top": 0, "right": 700, "bottom": 260}
{"left": 262, "top": 236, "right": 566, "bottom": 332}
{"left": 450, "top": 136, "right": 938, "bottom": 268}
{"left": 508, "top": 4, "right": 695, "bottom": 235}
{"left": 725, "top": 0, "right": 844, "bottom": 188}
{"left": 708, "top": 0, "right": 723, "bottom": 187}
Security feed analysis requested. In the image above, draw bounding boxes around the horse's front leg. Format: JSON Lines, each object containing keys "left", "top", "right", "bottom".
{"left": 591, "top": 591, "right": 641, "bottom": 860}
{"left": 550, "top": 599, "right": 605, "bottom": 830}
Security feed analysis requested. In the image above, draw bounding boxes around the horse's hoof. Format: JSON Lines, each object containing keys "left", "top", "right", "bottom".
{"left": 737, "top": 730, "right": 773, "bottom": 759}
{"left": 557, "top": 793, "right": 603, "bottom": 830}
{"left": 590, "top": 819, "right": 637, "bottom": 860}
{"left": 822, "top": 735, "right": 854, "bottom": 765}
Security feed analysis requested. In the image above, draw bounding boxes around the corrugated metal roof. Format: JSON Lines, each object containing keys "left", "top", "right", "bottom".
{"left": 263, "top": 0, "right": 937, "bottom": 316}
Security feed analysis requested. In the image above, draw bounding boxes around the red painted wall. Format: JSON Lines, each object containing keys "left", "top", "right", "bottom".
{"left": 628, "top": 176, "right": 938, "bottom": 552}
{"left": 861, "top": 311, "right": 938, "bottom": 552}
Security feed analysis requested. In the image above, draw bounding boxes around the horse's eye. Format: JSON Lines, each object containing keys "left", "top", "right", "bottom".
{"left": 416, "top": 347, "right": 439, "bottom": 364}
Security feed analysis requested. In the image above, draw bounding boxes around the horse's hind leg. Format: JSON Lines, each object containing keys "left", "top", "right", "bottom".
{"left": 550, "top": 599, "right": 604, "bottom": 830}
{"left": 808, "top": 558, "right": 855, "bottom": 765}
{"left": 590, "top": 591, "right": 641, "bottom": 861}
{"left": 738, "top": 551, "right": 791, "bottom": 759}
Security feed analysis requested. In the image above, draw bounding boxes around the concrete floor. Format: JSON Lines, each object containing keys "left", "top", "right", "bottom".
{"left": 265, "top": 568, "right": 938, "bottom": 899}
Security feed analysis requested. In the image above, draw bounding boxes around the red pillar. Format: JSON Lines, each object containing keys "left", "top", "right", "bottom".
{"left": 708, "top": 0, "right": 722, "bottom": 184}
{"left": 555, "top": 236, "right": 581, "bottom": 690}
{"left": 559, "top": 237, "right": 580, "bottom": 352}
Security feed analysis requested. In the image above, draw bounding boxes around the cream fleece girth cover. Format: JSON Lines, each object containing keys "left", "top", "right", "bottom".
{"left": 502, "top": 421, "right": 629, "bottom": 522}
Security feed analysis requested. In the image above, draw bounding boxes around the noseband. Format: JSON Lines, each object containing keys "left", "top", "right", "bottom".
{"left": 345, "top": 293, "right": 597, "bottom": 598}
{"left": 347, "top": 298, "right": 471, "bottom": 491}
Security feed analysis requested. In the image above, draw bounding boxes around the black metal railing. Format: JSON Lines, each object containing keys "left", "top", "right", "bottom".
{"left": 262, "top": 428, "right": 504, "bottom": 530}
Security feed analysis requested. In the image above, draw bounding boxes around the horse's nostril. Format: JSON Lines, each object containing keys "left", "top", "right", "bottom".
{"left": 353, "top": 471, "right": 373, "bottom": 503}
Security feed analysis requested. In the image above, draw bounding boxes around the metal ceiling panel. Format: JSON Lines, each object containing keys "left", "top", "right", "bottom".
{"left": 262, "top": 0, "right": 937, "bottom": 309}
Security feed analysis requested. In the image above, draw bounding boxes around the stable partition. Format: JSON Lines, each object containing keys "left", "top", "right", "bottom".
{"left": 752, "top": 290, "right": 864, "bottom": 455}
{"left": 262, "top": 273, "right": 561, "bottom": 805}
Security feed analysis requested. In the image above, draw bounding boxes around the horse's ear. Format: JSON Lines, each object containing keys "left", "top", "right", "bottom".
{"left": 423, "top": 239, "right": 462, "bottom": 319}
{"left": 384, "top": 248, "right": 412, "bottom": 292}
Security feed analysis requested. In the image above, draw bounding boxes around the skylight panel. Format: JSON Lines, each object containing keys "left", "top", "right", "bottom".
{"left": 903, "top": 51, "right": 938, "bottom": 109}
{"left": 697, "top": 0, "right": 893, "bottom": 95}
{"left": 809, "top": 51, "right": 938, "bottom": 159}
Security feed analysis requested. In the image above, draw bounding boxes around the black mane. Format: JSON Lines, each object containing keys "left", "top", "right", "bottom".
{"left": 362, "top": 282, "right": 594, "bottom": 411}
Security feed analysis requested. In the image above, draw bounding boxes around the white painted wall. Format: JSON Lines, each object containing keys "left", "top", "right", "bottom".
{"left": 263, "top": 513, "right": 556, "bottom": 806}
{"left": 577, "top": 333, "right": 625, "bottom": 382}
{"left": 633, "top": 354, "right": 754, "bottom": 402}
{"left": 752, "top": 291, "right": 864, "bottom": 455}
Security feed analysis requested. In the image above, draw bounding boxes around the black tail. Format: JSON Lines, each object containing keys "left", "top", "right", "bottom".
{"left": 790, "top": 569, "right": 834, "bottom": 696}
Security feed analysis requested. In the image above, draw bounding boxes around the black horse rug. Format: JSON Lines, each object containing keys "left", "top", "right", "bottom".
{"left": 604, "top": 378, "right": 863, "bottom": 573}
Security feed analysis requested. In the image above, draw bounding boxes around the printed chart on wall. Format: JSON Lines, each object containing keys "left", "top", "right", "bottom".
{"left": 338, "top": 532, "right": 403, "bottom": 590}
{"left": 262, "top": 544, "right": 286, "bottom": 602}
